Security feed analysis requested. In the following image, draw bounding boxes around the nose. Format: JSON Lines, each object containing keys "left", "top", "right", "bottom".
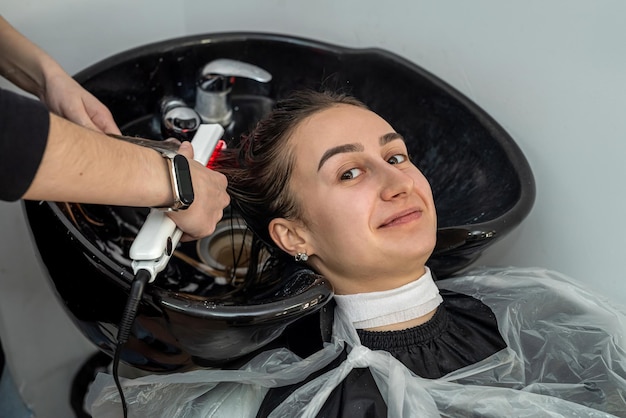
{"left": 379, "top": 164, "right": 414, "bottom": 201}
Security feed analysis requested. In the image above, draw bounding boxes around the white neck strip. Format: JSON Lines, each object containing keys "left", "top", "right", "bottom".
{"left": 333, "top": 267, "right": 442, "bottom": 329}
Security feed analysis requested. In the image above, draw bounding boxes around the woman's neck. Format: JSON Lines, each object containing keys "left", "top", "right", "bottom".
{"left": 331, "top": 266, "right": 429, "bottom": 295}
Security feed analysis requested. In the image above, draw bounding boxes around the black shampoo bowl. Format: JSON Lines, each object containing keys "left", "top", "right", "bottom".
{"left": 24, "top": 33, "right": 534, "bottom": 372}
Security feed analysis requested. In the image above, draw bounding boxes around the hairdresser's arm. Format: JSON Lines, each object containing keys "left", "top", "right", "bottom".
{"left": 0, "top": 15, "right": 120, "bottom": 134}
{"left": 23, "top": 113, "right": 229, "bottom": 240}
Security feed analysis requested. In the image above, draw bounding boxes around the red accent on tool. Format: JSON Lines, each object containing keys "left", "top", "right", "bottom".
{"left": 206, "top": 140, "right": 226, "bottom": 168}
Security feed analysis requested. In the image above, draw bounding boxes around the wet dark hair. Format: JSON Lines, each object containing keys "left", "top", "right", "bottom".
{"left": 212, "top": 90, "right": 367, "bottom": 282}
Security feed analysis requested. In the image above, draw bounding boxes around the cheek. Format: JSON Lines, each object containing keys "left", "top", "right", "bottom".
{"left": 305, "top": 192, "right": 372, "bottom": 242}
{"left": 413, "top": 172, "right": 435, "bottom": 203}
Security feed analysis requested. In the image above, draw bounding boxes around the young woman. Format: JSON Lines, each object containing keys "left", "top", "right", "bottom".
{"left": 214, "top": 90, "right": 510, "bottom": 415}
{"left": 88, "top": 90, "right": 626, "bottom": 417}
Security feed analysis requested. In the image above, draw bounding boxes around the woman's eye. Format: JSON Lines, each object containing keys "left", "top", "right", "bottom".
{"left": 388, "top": 154, "right": 407, "bottom": 165}
{"left": 340, "top": 168, "right": 363, "bottom": 180}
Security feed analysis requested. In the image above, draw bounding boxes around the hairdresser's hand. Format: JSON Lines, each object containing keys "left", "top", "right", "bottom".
{"left": 40, "top": 70, "right": 121, "bottom": 135}
{"left": 0, "top": 16, "right": 120, "bottom": 134}
{"left": 167, "top": 141, "right": 230, "bottom": 241}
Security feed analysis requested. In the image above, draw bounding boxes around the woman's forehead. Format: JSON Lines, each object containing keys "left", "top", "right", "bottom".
{"left": 292, "top": 105, "right": 393, "bottom": 149}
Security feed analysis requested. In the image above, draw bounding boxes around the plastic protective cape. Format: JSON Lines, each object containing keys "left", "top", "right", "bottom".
{"left": 87, "top": 267, "right": 626, "bottom": 417}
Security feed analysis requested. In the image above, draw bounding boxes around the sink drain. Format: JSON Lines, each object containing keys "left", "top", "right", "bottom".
{"left": 196, "top": 217, "right": 257, "bottom": 280}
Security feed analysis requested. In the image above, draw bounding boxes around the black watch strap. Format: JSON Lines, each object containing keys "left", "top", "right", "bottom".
{"left": 159, "top": 152, "right": 194, "bottom": 211}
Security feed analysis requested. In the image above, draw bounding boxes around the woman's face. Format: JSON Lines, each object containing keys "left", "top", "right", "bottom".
{"left": 275, "top": 104, "right": 437, "bottom": 294}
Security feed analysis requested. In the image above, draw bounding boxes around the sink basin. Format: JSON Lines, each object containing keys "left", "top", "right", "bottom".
{"left": 24, "top": 32, "right": 534, "bottom": 372}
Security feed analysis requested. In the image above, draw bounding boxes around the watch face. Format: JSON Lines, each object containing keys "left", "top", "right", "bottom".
{"left": 172, "top": 154, "right": 194, "bottom": 207}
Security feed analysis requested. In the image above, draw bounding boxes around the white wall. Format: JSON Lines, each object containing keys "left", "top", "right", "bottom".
{"left": 1, "top": 1, "right": 625, "bottom": 416}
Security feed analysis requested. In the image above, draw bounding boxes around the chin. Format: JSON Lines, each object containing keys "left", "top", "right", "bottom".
{"left": 385, "top": 247, "right": 433, "bottom": 268}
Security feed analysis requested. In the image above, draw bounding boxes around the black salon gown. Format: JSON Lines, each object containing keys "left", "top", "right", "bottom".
{"left": 256, "top": 289, "right": 507, "bottom": 417}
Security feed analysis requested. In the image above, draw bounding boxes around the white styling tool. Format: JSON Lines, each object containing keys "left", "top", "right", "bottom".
{"left": 129, "top": 123, "right": 224, "bottom": 281}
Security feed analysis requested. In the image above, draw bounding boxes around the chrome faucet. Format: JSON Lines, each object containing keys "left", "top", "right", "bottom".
{"left": 159, "top": 96, "right": 202, "bottom": 141}
{"left": 194, "top": 59, "right": 272, "bottom": 126}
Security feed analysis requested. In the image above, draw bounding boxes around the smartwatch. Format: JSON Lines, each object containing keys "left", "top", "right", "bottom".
{"left": 160, "top": 152, "right": 194, "bottom": 211}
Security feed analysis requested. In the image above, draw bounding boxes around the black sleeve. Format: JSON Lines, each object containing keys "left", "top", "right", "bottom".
{"left": 0, "top": 88, "right": 50, "bottom": 201}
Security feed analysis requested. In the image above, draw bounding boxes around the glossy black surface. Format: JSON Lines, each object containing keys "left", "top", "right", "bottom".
{"left": 25, "top": 32, "right": 534, "bottom": 372}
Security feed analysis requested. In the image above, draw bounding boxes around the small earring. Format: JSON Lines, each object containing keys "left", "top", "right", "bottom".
{"left": 294, "top": 252, "right": 309, "bottom": 262}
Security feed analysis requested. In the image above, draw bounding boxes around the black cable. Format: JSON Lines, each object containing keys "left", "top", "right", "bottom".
{"left": 112, "top": 268, "right": 152, "bottom": 418}
{"left": 112, "top": 343, "right": 127, "bottom": 418}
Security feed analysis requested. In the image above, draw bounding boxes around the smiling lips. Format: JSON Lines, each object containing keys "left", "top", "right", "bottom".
{"left": 379, "top": 209, "right": 423, "bottom": 228}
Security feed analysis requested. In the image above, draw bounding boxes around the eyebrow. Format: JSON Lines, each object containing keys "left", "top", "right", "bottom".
{"left": 317, "top": 132, "right": 405, "bottom": 171}
{"left": 380, "top": 132, "right": 404, "bottom": 146}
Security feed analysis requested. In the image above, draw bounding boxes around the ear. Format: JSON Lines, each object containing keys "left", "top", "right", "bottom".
{"left": 269, "top": 217, "right": 310, "bottom": 256}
